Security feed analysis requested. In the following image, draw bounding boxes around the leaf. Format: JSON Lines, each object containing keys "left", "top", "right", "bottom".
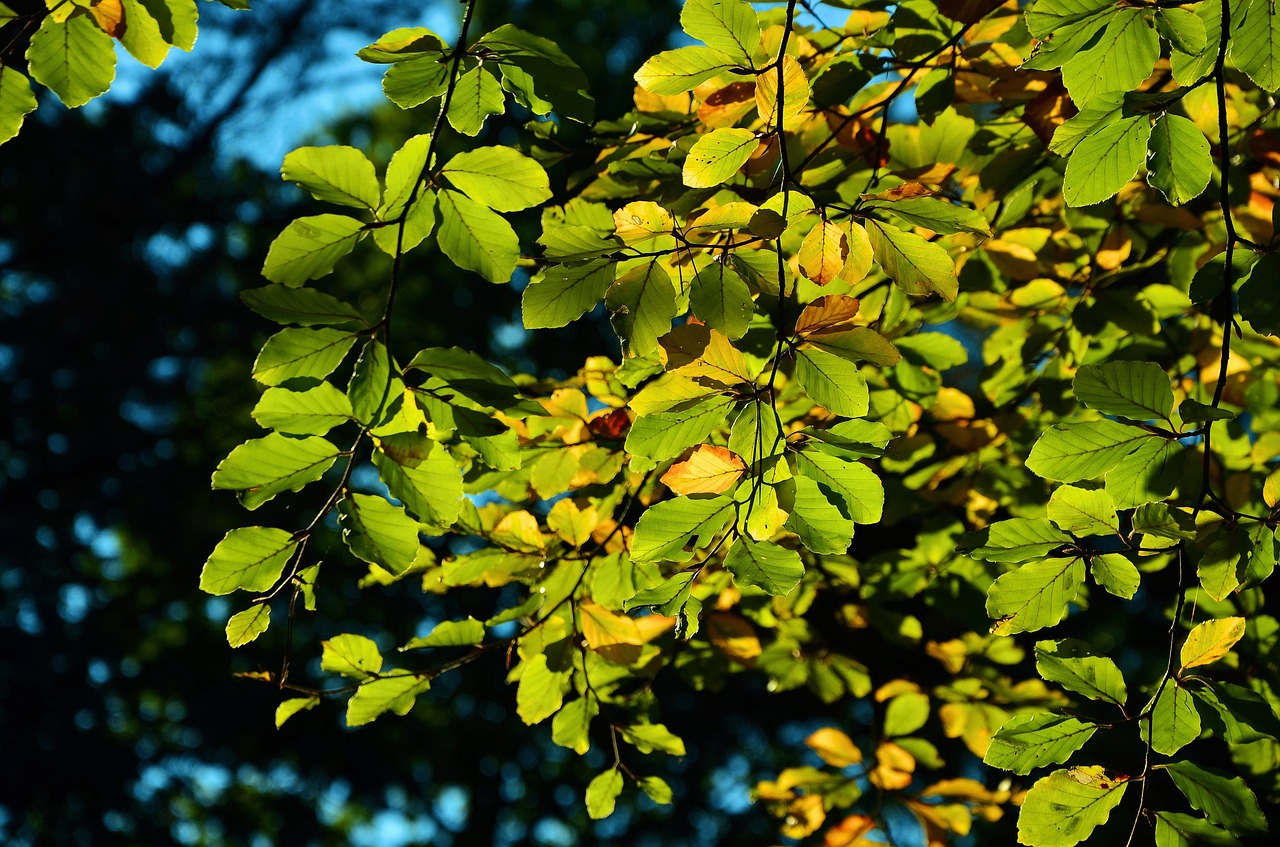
{"left": 282, "top": 146, "right": 381, "bottom": 210}
{"left": 516, "top": 653, "right": 570, "bottom": 725}
{"left": 1154, "top": 812, "right": 1242, "bottom": 847}
{"left": 984, "top": 713, "right": 1097, "bottom": 775}
{"left": 785, "top": 474, "right": 855, "bottom": 555}
{"left": 1239, "top": 253, "right": 1280, "bottom": 335}
{"left": 225, "top": 605, "right": 271, "bottom": 648}
{"left": 347, "top": 672, "right": 430, "bottom": 726}
{"left": 357, "top": 27, "right": 446, "bottom": 63}
{"left": 1060, "top": 11, "right": 1159, "bottom": 106}
{"left": 522, "top": 260, "right": 612, "bottom": 329}
{"left": 967, "top": 518, "right": 1072, "bottom": 564}
{"left": 724, "top": 536, "right": 804, "bottom": 595}
{"left": 370, "top": 440, "right": 460, "bottom": 532}
{"left": 1181, "top": 617, "right": 1246, "bottom": 670}
{"left": 446, "top": 65, "right": 506, "bottom": 136}
{"left": 476, "top": 24, "right": 593, "bottom": 122}
{"left": 347, "top": 340, "right": 405, "bottom": 428}
{"left": 1073, "top": 361, "right": 1174, "bottom": 423}
{"left": 1133, "top": 503, "right": 1197, "bottom": 541}
{"left": 630, "top": 495, "right": 735, "bottom": 564}
{"left": 626, "top": 394, "right": 732, "bottom": 463}
{"left": 863, "top": 196, "right": 992, "bottom": 236}
{"left": 1147, "top": 114, "right": 1213, "bottom": 205}
{"left": 683, "top": 127, "right": 759, "bottom": 188}
{"left": 321, "top": 633, "right": 383, "bottom": 677}
{"left": 211, "top": 433, "right": 340, "bottom": 510}
{"left": 252, "top": 328, "right": 358, "bottom": 386}
{"left": 798, "top": 220, "right": 848, "bottom": 286}
{"left": 1144, "top": 683, "right": 1201, "bottom": 756}
{"left": 865, "top": 219, "right": 958, "bottom": 301}
{"left": 263, "top": 215, "right": 365, "bottom": 287}
{"left": 402, "top": 618, "right": 485, "bottom": 650}
{"left": 241, "top": 285, "right": 365, "bottom": 326}
{"left": 793, "top": 448, "right": 884, "bottom": 524}
{"left": 1191, "top": 680, "right": 1280, "bottom": 744}
{"left": 436, "top": 189, "right": 520, "bottom": 283}
{"left": 1103, "top": 436, "right": 1183, "bottom": 509}
{"left": 1017, "top": 767, "right": 1129, "bottom": 847}
{"left": 26, "top": 14, "right": 116, "bottom": 108}
{"left": 275, "top": 697, "right": 318, "bottom": 728}
{"left": 1048, "top": 486, "right": 1119, "bottom": 537}
{"left": 806, "top": 728, "right": 863, "bottom": 767}
{"left": 1233, "top": 0, "right": 1280, "bottom": 92}
{"left": 690, "top": 261, "right": 754, "bottom": 339}
{"left": 795, "top": 346, "right": 870, "bottom": 418}
{"left": 1156, "top": 9, "right": 1207, "bottom": 54}
{"left": 382, "top": 54, "right": 451, "bottom": 109}
{"left": 1026, "top": 420, "right": 1148, "bottom": 482}
{"left": 580, "top": 602, "right": 643, "bottom": 664}
{"left": 638, "top": 776, "right": 674, "bottom": 805}
{"left": 1063, "top": 116, "right": 1151, "bottom": 207}
{"left": 200, "top": 527, "right": 298, "bottom": 596}
{"left": 661, "top": 445, "right": 747, "bottom": 495}
{"left": 118, "top": 0, "right": 173, "bottom": 68}
{"left": 252, "top": 384, "right": 353, "bottom": 435}
{"left": 551, "top": 695, "right": 598, "bottom": 754}
{"left": 805, "top": 329, "right": 901, "bottom": 367}
{"left": 1177, "top": 399, "right": 1236, "bottom": 424}
{"left": 586, "top": 768, "right": 624, "bottom": 820}
{"left": 442, "top": 146, "right": 552, "bottom": 212}
{"left": 605, "top": 261, "right": 679, "bottom": 358}
{"left": 539, "top": 225, "right": 620, "bottom": 262}
{"left": 1161, "top": 761, "right": 1268, "bottom": 836}
{"left": 338, "top": 493, "right": 421, "bottom": 576}
{"left": 1035, "top": 640, "right": 1127, "bottom": 706}
{"left": 547, "top": 499, "right": 597, "bottom": 547}
{"left": 634, "top": 45, "right": 739, "bottom": 95}
{"left": 0, "top": 67, "right": 39, "bottom": 145}
{"left": 1090, "top": 553, "right": 1141, "bottom": 600}
{"left": 986, "top": 556, "right": 1085, "bottom": 636}
{"left": 620, "top": 722, "right": 687, "bottom": 755}
{"left": 756, "top": 54, "right": 809, "bottom": 128}
{"left": 681, "top": 0, "right": 760, "bottom": 65}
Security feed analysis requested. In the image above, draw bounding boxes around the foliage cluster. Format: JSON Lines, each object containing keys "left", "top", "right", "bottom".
{"left": 7, "top": 0, "right": 1280, "bottom": 843}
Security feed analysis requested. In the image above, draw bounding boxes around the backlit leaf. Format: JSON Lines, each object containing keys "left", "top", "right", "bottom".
{"left": 661, "top": 445, "right": 747, "bottom": 495}
{"left": 252, "top": 328, "right": 358, "bottom": 386}
{"left": 0, "top": 67, "right": 38, "bottom": 145}
{"left": 635, "top": 45, "right": 739, "bottom": 95}
{"left": 1063, "top": 116, "right": 1151, "bottom": 207}
{"left": 200, "top": 527, "right": 298, "bottom": 596}
{"left": 347, "top": 672, "right": 430, "bottom": 726}
{"left": 865, "top": 219, "right": 958, "bottom": 301}
{"left": 1073, "top": 360, "right": 1175, "bottom": 423}
{"left": 986, "top": 556, "right": 1085, "bottom": 636}
{"left": 263, "top": 215, "right": 365, "bottom": 287}
{"left": 984, "top": 713, "right": 1096, "bottom": 775}
{"left": 1035, "top": 640, "right": 1127, "bottom": 706}
{"left": 1148, "top": 114, "right": 1213, "bottom": 205}
{"left": 681, "top": 0, "right": 760, "bottom": 65}
{"left": 1181, "top": 617, "right": 1246, "bottom": 670}
{"left": 338, "top": 493, "right": 420, "bottom": 576}
{"left": 586, "top": 768, "right": 624, "bottom": 820}
{"left": 442, "top": 146, "right": 552, "bottom": 212}
{"left": 1017, "top": 767, "right": 1128, "bottom": 847}
{"left": 211, "top": 433, "right": 340, "bottom": 510}
{"left": 1161, "top": 761, "right": 1268, "bottom": 836}
{"left": 282, "top": 146, "right": 381, "bottom": 210}
{"left": 225, "top": 605, "right": 271, "bottom": 648}
{"left": 436, "top": 189, "right": 520, "bottom": 283}
{"left": 26, "top": 14, "right": 115, "bottom": 108}
{"left": 252, "top": 383, "right": 353, "bottom": 435}
{"left": 683, "top": 127, "right": 758, "bottom": 188}
{"left": 724, "top": 536, "right": 804, "bottom": 595}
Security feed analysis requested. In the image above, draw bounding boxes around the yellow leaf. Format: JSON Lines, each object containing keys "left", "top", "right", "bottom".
{"left": 659, "top": 323, "right": 754, "bottom": 386}
{"left": 661, "top": 444, "right": 747, "bottom": 495}
{"left": 823, "top": 814, "right": 877, "bottom": 847}
{"left": 580, "top": 601, "right": 644, "bottom": 664}
{"left": 492, "top": 511, "right": 545, "bottom": 552}
{"left": 837, "top": 220, "right": 874, "bottom": 284}
{"left": 756, "top": 54, "right": 810, "bottom": 129}
{"left": 875, "top": 679, "right": 923, "bottom": 701}
{"left": 1180, "top": 616, "right": 1246, "bottom": 669}
{"left": 613, "top": 201, "right": 674, "bottom": 243}
{"left": 795, "top": 294, "right": 861, "bottom": 335}
{"left": 798, "top": 220, "right": 849, "bottom": 286}
{"left": 548, "top": 499, "right": 598, "bottom": 547}
{"left": 688, "top": 200, "right": 759, "bottom": 233}
{"left": 705, "top": 611, "right": 762, "bottom": 662}
{"left": 780, "top": 794, "right": 826, "bottom": 839}
{"left": 870, "top": 741, "right": 915, "bottom": 790}
{"left": 698, "top": 81, "right": 757, "bottom": 129}
{"left": 805, "top": 727, "right": 863, "bottom": 767}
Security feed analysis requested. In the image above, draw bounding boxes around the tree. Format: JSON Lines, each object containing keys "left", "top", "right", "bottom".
{"left": 6, "top": 0, "right": 1280, "bottom": 844}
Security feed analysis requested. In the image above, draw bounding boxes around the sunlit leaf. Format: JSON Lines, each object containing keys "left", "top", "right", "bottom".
{"left": 211, "top": 433, "right": 340, "bottom": 509}
{"left": 1017, "top": 767, "right": 1128, "bottom": 847}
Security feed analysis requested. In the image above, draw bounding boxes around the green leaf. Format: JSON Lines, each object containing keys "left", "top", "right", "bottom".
{"left": 1017, "top": 767, "right": 1129, "bottom": 847}
{"left": 625, "top": 395, "right": 732, "bottom": 463}
{"left": 806, "top": 328, "right": 902, "bottom": 367}
{"left": 1239, "top": 253, "right": 1280, "bottom": 336}
{"left": 200, "top": 527, "right": 298, "bottom": 596}
{"left": 338, "top": 493, "right": 421, "bottom": 576}
{"left": 1233, "top": 0, "right": 1280, "bottom": 92}
{"left": 347, "top": 672, "right": 430, "bottom": 726}
{"left": 446, "top": 65, "right": 506, "bottom": 137}
{"left": 967, "top": 518, "right": 1072, "bottom": 564}
{"left": 357, "top": 27, "right": 445, "bottom": 62}
{"left": 1191, "top": 680, "right": 1280, "bottom": 744}
{"left": 884, "top": 692, "right": 930, "bottom": 737}
{"left": 211, "top": 433, "right": 340, "bottom": 509}
{"left": 225, "top": 605, "right": 271, "bottom": 648}
{"left": 1060, "top": 11, "right": 1159, "bottom": 106}
{"left": 26, "top": 14, "right": 115, "bottom": 108}
{"left": 605, "top": 261, "right": 679, "bottom": 358}
{"left": 724, "top": 536, "right": 804, "bottom": 595}
{"left": 517, "top": 653, "right": 571, "bottom": 725}
{"left": 282, "top": 145, "right": 380, "bottom": 210}
{"left": 551, "top": 695, "right": 598, "bottom": 754}
{"left": 382, "top": 53, "right": 451, "bottom": 108}
{"left": 406, "top": 347, "right": 539, "bottom": 415}
{"left": 1196, "top": 528, "right": 1244, "bottom": 602}
{"left": 1047, "top": 486, "right": 1119, "bottom": 537}
{"left": 252, "top": 328, "right": 358, "bottom": 386}
{"left": 1035, "top": 640, "right": 1127, "bottom": 706}
{"left": 252, "top": 384, "right": 353, "bottom": 435}
{"left": 275, "top": 696, "right": 319, "bottom": 728}
{"left": 1177, "top": 399, "right": 1236, "bottom": 424}
{"left": 1156, "top": 9, "right": 1207, "bottom": 54}
{"left": 523, "top": 259, "right": 614, "bottom": 329}
{"left": 263, "top": 215, "right": 365, "bottom": 287}
{"left": 984, "top": 713, "right": 1097, "bottom": 775}
{"left": 1074, "top": 361, "right": 1175, "bottom": 423}
{"left": 863, "top": 196, "right": 992, "bottom": 236}
{"left": 1133, "top": 502, "right": 1197, "bottom": 541}
{"left": 140, "top": 0, "right": 197, "bottom": 51}
{"left": 347, "top": 340, "right": 405, "bottom": 428}
{"left": 1026, "top": 420, "right": 1148, "bottom": 482}
{"left": 1147, "top": 114, "right": 1212, "bottom": 205}
{"left": 865, "top": 219, "right": 958, "bottom": 302}
{"left": 379, "top": 133, "right": 431, "bottom": 220}
{"left": 442, "top": 146, "right": 551, "bottom": 212}
{"left": 620, "top": 722, "right": 687, "bottom": 755}
{"left": 436, "top": 189, "right": 519, "bottom": 283}
{"left": 321, "top": 633, "right": 383, "bottom": 678}
{"left": 476, "top": 24, "right": 594, "bottom": 122}
{"left": 630, "top": 495, "right": 735, "bottom": 564}
{"left": 785, "top": 475, "right": 855, "bottom": 555}
{"left": 586, "top": 768, "right": 624, "bottom": 820}
{"left": 1154, "top": 812, "right": 1241, "bottom": 847}
{"left": 1161, "top": 760, "right": 1268, "bottom": 836}
{"left": 795, "top": 346, "right": 869, "bottom": 418}
{"left": 402, "top": 618, "right": 485, "bottom": 650}
{"left": 1144, "top": 683, "right": 1201, "bottom": 756}
{"left": 690, "top": 261, "right": 753, "bottom": 340}
{"left": 681, "top": 0, "right": 760, "bottom": 65}
{"left": 538, "top": 225, "right": 620, "bottom": 262}
{"left": 638, "top": 776, "right": 674, "bottom": 805}
{"left": 986, "top": 556, "right": 1085, "bottom": 636}
{"left": 1104, "top": 436, "right": 1182, "bottom": 509}
{"left": 1063, "top": 115, "right": 1151, "bottom": 207}
{"left": 634, "top": 45, "right": 739, "bottom": 95}
{"left": 241, "top": 285, "right": 365, "bottom": 326}
{"left": 1090, "top": 553, "right": 1141, "bottom": 599}
{"left": 682, "top": 127, "right": 759, "bottom": 189}
{"left": 793, "top": 448, "right": 884, "bottom": 524}
{"left": 0, "top": 66, "right": 39, "bottom": 145}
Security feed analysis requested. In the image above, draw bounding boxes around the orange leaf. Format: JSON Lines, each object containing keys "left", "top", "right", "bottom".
{"left": 661, "top": 445, "right": 747, "bottom": 495}
{"left": 799, "top": 220, "right": 849, "bottom": 286}
{"left": 89, "top": 0, "right": 126, "bottom": 38}
{"left": 580, "top": 602, "right": 644, "bottom": 664}
{"left": 705, "top": 612, "right": 762, "bottom": 663}
{"left": 823, "top": 814, "right": 877, "bottom": 847}
{"left": 795, "top": 294, "right": 861, "bottom": 335}
{"left": 805, "top": 727, "right": 863, "bottom": 767}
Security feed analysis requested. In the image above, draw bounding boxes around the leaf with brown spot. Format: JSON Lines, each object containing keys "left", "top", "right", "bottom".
{"left": 794, "top": 294, "right": 861, "bottom": 336}
{"left": 798, "top": 220, "right": 849, "bottom": 286}
{"left": 661, "top": 445, "right": 747, "bottom": 495}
